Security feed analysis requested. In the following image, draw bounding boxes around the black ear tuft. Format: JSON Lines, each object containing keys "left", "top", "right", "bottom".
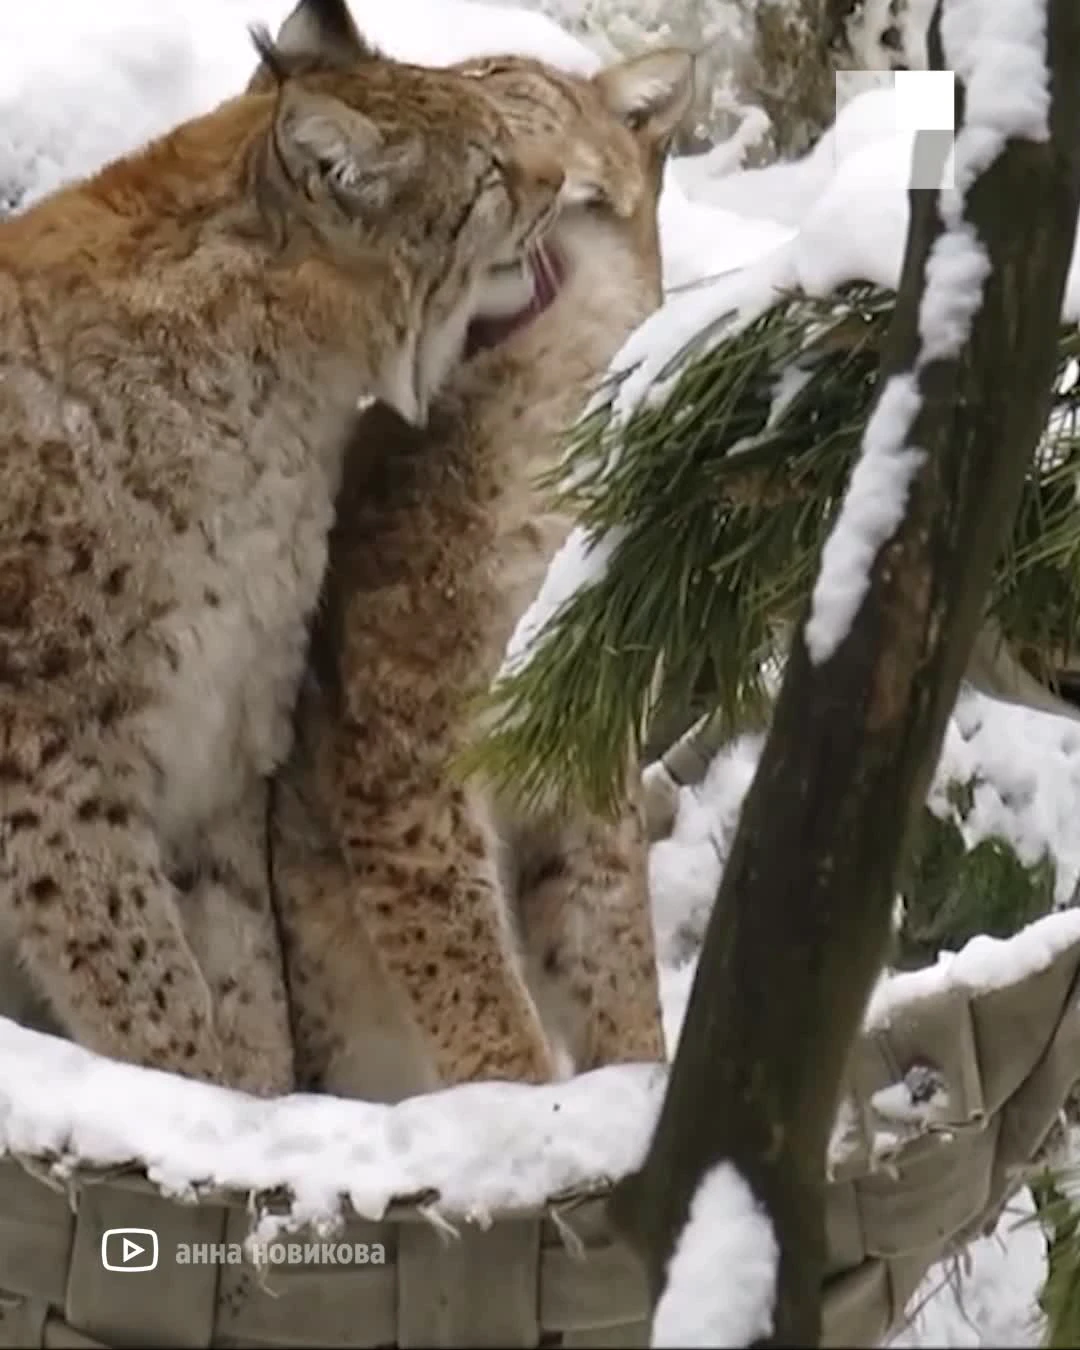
{"left": 248, "top": 24, "right": 289, "bottom": 87}
{"left": 248, "top": 0, "right": 382, "bottom": 91}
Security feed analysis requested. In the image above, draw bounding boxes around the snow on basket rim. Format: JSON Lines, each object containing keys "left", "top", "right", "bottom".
{"left": 865, "top": 907, "right": 1080, "bottom": 1030}
{"left": 1, "top": 909, "right": 1079, "bottom": 1238}
{"left": 0, "top": 1015, "right": 664, "bottom": 1231}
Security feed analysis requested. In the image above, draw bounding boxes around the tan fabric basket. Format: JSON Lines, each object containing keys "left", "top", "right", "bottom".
{"left": 0, "top": 915, "right": 1078, "bottom": 1349}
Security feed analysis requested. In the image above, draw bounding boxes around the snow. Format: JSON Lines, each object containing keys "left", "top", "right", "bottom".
{"left": 917, "top": 226, "right": 992, "bottom": 364}
{"left": 657, "top": 169, "right": 794, "bottom": 295}
{"left": 940, "top": 0, "right": 1050, "bottom": 175}
{"left": 649, "top": 733, "right": 762, "bottom": 970}
{"left": 803, "top": 374, "right": 926, "bottom": 665}
{"left": 871, "top": 1068, "right": 952, "bottom": 1128}
{"left": 0, "top": 0, "right": 599, "bottom": 213}
{"left": 0, "top": 674, "right": 1064, "bottom": 1334}
{"left": 918, "top": 0, "right": 1051, "bottom": 352}
{"left": 678, "top": 84, "right": 910, "bottom": 228}
{"left": 609, "top": 241, "right": 799, "bottom": 428}
{"left": 794, "top": 133, "right": 926, "bottom": 295}
{"left": 2, "top": 0, "right": 1076, "bottom": 1341}
{"left": 934, "top": 692, "right": 1080, "bottom": 906}
{"left": 500, "top": 525, "right": 621, "bottom": 679}
{"left": 651, "top": 1162, "right": 779, "bottom": 1348}
{"left": 866, "top": 908, "right": 1080, "bottom": 1030}
{"left": 656, "top": 688, "right": 1080, "bottom": 1048}
{"left": 651, "top": 685, "right": 1077, "bottom": 1342}
{"left": 887, "top": 1187, "right": 1048, "bottom": 1348}
{"left": 0, "top": 858, "right": 1063, "bottom": 1241}
{"left": 865, "top": 1062, "right": 957, "bottom": 1169}
{"left": 0, "top": 1015, "right": 665, "bottom": 1231}
{"left": 805, "top": 0, "right": 1052, "bottom": 663}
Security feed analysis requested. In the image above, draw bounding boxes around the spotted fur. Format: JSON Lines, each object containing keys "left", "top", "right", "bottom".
{"left": 0, "top": 0, "right": 562, "bottom": 1092}
{"left": 271, "top": 45, "right": 698, "bottom": 1098}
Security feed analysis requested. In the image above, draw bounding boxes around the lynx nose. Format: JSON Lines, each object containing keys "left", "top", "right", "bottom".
{"left": 506, "top": 147, "right": 565, "bottom": 224}
{"left": 523, "top": 149, "right": 566, "bottom": 197}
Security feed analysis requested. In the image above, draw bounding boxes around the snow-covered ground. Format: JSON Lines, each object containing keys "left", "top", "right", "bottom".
{"left": 3, "top": 0, "right": 1078, "bottom": 1343}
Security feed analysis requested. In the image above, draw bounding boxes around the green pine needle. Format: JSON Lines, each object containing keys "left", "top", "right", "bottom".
{"left": 1027, "top": 1170, "right": 1080, "bottom": 1346}
{"left": 462, "top": 283, "right": 1080, "bottom": 818}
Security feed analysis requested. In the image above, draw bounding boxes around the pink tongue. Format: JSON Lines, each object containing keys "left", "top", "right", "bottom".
{"left": 465, "top": 247, "right": 560, "bottom": 358}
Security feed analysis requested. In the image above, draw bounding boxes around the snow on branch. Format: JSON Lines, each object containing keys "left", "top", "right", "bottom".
{"left": 804, "top": 0, "right": 1052, "bottom": 665}
{"left": 607, "top": 1, "right": 1080, "bottom": 1340}
{"left": 651, "top": 1161, "right": 779, "bottom": 1348}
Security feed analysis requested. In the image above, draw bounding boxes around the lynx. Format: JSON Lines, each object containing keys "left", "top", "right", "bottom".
{"left": 0, "top": 0, "right": 563, "bottom": 1092}
{"left": 271, "top": 40, "right": 697, "bottom": 1098}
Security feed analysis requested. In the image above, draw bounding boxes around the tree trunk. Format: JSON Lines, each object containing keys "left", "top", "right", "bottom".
{"left": 744, "top": 0, "right": 837, "bottom": 159}
{"left": 610, "top": 1, "right": 1080, "bottom": 1344}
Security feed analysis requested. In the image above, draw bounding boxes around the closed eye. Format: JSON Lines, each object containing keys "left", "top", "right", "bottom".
{"left": 561, "top": 179, "right": 608, "bottom": 211}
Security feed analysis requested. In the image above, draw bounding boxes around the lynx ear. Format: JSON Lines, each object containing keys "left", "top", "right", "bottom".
{"left": 247, "top": 0, "right": 376, "bottom": 91}
{"left": 594, "top": 48, "right": 698, "bottom": 148}
{"left": 274, "top": 0, "right": 372, "bottom": 61}
{"left": 274, "top": 86, "right": 423, "bottom": 217}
